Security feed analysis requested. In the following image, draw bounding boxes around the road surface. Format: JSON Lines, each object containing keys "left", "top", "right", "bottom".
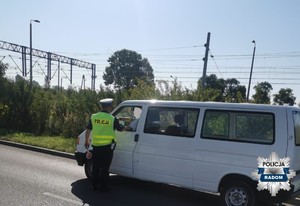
{"left": 0, "top": 144, "right": 299, "bottom": 206}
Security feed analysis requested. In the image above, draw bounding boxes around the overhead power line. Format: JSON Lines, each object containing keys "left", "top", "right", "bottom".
{"left": 209, "top": 49, "right": 223, "bottom": 78}
{"left": 3, "top": 41, "right": 300, "bottom": 93}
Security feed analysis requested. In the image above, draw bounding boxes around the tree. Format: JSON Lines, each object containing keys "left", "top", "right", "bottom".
{"left": 103, "top": 49, "right": 154, "bottom": 91}
{"left": 223, "top": 78, "right": 246, "bottom": 103}
{"left": 252, "top": 82, "right": 273, "bottom": 104}
{"left": 197, "top": 74, "right": 225, "bottom": 102}
{"left": 0, "top": 62, "right": 9, "bottom": 121}
{"left": 126, "top": 79, "right": 158, "bottom": 100}
{"left": 30, "top": 86, "right": 53, "bottom": 135}
{"left": 196, "top": 75, "right": 246, "bottom": 102}
{"left": 273, "top": 88, "right": 296, "bottom": 106}
{"left": 205, "top": 74, "right": 226, "bottom": 92}
{"left": 0, "top": 77, "right": 12, "bottom": 129}
{"left": 0, "top": 62, "right": 8, "bottom": 77}
{"left": 4, "top": 75, "right": 33, "bottom": 131}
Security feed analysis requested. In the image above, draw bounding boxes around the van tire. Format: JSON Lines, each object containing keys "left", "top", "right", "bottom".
{"left": 220, "top": 180, "right": 255, "bottom": 206}
{"left": 84, "top": 158, "right": 93, "bottom": 181}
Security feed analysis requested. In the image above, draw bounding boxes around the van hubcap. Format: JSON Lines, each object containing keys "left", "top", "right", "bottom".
{"left": 226, "top": 187, "right": 247, "bottom": 206}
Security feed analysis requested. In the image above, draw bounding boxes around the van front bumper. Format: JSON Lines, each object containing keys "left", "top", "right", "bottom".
{"left": 75, "top": 152, "right": 86, "bottom": 166}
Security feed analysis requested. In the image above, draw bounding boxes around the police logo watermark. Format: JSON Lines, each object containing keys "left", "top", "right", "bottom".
{"left": 252, "top": 152, "right": 295, "bottom": 196}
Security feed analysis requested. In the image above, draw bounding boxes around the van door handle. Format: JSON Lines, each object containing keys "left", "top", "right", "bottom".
{"left": 134, "top": 134, "right": 139, "bottom": 142}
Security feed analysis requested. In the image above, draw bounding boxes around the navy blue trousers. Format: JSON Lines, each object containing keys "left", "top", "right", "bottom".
{"left": 92, "top": 144, "right": 113, "bottom": 188}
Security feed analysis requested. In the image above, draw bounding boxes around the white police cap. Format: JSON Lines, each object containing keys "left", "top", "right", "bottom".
{"left": 99, "top": 98, "right": 113, "bottom": 106}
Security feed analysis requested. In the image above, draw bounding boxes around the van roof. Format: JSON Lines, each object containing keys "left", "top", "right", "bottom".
{"left": 119, "top": 99, "right": 300, "bottom": 111}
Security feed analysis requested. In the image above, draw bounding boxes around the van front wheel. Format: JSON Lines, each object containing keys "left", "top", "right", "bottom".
{"left": 220, "top": 181, "right": 255, "bottom": 206}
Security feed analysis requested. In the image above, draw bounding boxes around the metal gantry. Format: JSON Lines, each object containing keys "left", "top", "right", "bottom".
{"left": 0, "top": 40, "right": 96, "bottom": 90}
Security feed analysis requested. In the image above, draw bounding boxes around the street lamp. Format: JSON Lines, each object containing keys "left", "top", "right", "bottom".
{"left": 30, "top": 19, "right": 40, "bottom": 86}
{"left": 247, "top": 40, "right": 256, "bottom": 102}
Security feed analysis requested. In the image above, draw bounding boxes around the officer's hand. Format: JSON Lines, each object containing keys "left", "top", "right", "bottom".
{"left": 84, "top": 142, "right": 90, "bottom": 149}
{"left": 86, "top": 151, "right": 92, "bottom": 159}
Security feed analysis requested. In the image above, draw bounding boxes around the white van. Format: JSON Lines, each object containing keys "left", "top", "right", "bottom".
{"left": 75, "top": 100, "right": 300, "bottom": 206}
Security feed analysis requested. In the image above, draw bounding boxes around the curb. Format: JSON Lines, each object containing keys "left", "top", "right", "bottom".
{"left": 0, "top": 139, "right": 75, "bottom": 160}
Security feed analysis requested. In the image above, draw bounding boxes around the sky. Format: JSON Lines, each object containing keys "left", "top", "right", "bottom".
{"left": 1, "top": 0, "right": 300, "bottom": 103}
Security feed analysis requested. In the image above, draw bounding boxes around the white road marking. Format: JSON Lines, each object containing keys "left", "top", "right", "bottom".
{"left": 43, "top": 192, "right": 88, "bottom": 205}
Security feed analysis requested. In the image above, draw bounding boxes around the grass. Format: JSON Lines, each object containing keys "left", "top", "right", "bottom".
{"left": 0, "top": 132, "right": 76, "bottom": 153}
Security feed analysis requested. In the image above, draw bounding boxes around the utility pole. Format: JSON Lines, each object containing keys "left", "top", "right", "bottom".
{"left": 202, "top": 32, "right": 211, "bottom": 89}
{"left": 29, "top": 19, "right": 40, "bottom": 87}
{"left": 58, "top": 61, "right": 60, "bottom": 91}
{"left": 81, "top": 75, "right": 86, "bottom": 90}
{"left": 247, "top": 40, "right": 256, "bottom": 102}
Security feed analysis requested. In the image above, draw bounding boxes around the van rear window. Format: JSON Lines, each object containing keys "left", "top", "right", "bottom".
{"left": 293, "top": 111, "right": 300, "bottom": 145}
{"left": 202, "top": 110, "right": 274, "bottom": 144}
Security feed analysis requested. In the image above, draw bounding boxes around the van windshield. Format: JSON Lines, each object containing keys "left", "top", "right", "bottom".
{"left": 293, "top": 111, "right": 300, "bottom": 145}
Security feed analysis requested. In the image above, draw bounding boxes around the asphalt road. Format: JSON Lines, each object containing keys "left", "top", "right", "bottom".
{"left": 1, "top": 143, "right": 300, "bottom": 206}
{"left": 0, "top": 144, "right": 220, "bottom": 206}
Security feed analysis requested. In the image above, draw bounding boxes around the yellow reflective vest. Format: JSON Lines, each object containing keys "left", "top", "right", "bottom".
{"left": 91, "top": 112, "right": 115, "bottom": 146}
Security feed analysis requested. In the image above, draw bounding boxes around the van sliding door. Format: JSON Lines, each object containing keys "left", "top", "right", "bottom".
{"left": 133, "top": 106, "right": 199, "bottom": 188}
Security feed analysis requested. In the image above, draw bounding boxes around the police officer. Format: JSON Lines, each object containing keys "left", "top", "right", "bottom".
{"left": 84, "top": 98, "right": 124, "bottom": 192}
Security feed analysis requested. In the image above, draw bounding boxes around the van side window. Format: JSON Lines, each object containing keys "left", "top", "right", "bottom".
{"left": 113, "top": 106, "right": 142, "bottom": 132}
{"left": 144, "top": 107, "right": 199, "bottom": 138}
{"left": 293, "top": 111, "right": 300, "bottom": 145}
{"left": 202, "top": 110, "right": 274, "bottom": 144}
{"left": 236, "top": 113, "right": 273, "bottom": 143}
{"left": 202, "top": 111, "right": 229, "bottom": 138}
